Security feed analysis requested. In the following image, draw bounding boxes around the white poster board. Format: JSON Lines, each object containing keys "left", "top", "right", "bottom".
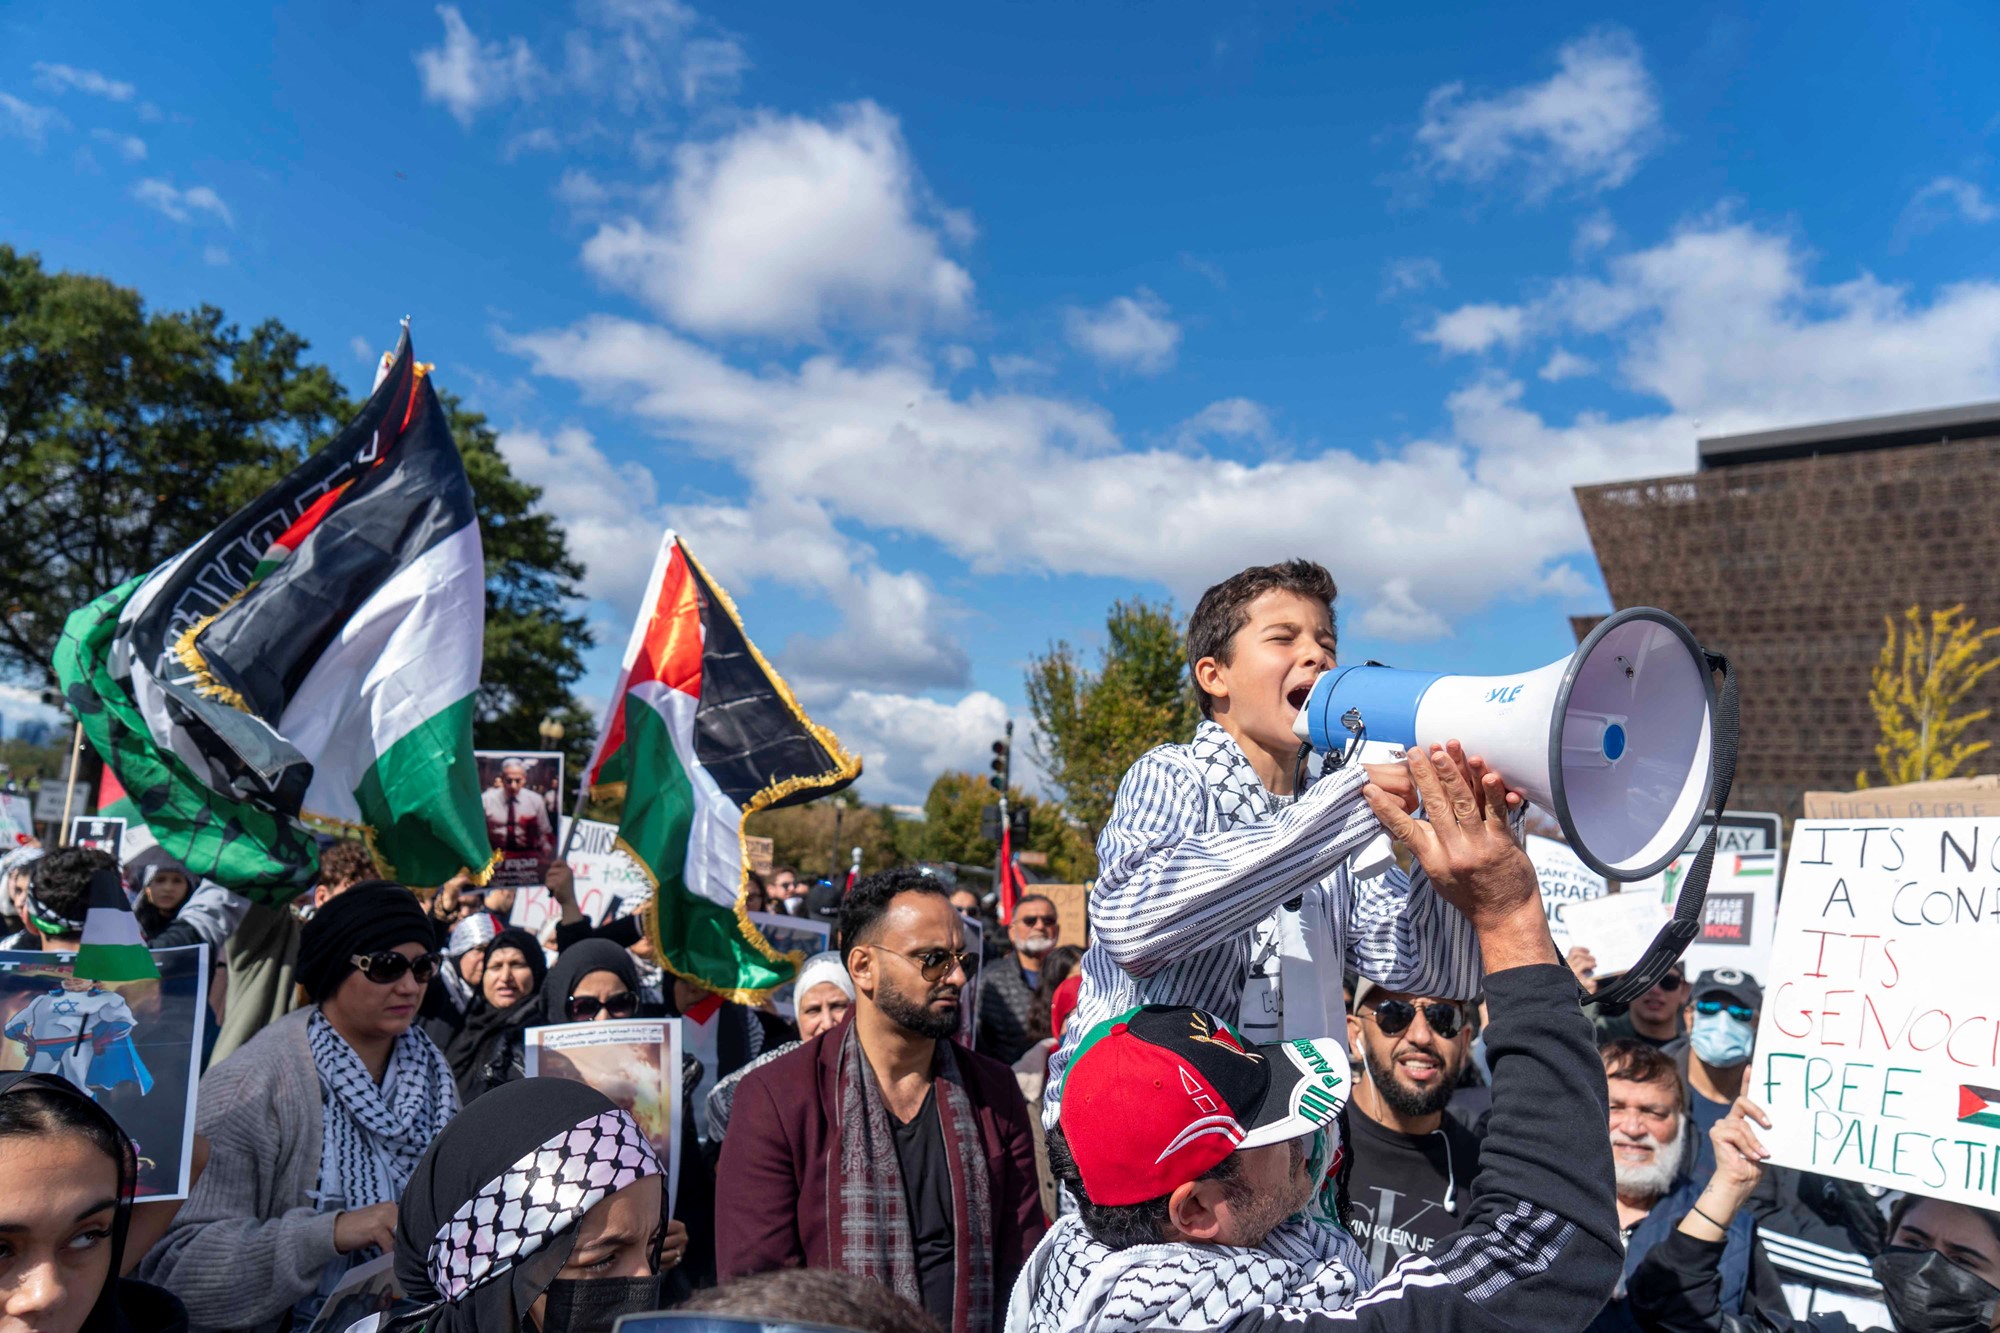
{"left": 1624, "top": 850, "right": 1782, "bottom": 983}
{"left": 748, "top": 911, "right": 831, "bottom": 1020}
{"left": 0, "top": 793, "right": 34, "bottom": 848}
{"left": 1527, "top": 835, "right": 1607, "bottom": 953}
{"left": 1562, "top": 890, "right": 1667, "bottom": 977}
{"left": 1752, "top": 820, "right": 2000, "bottom": 1208}
{"left": 525, "top": 1018, "right": 682, "bottom": 1214}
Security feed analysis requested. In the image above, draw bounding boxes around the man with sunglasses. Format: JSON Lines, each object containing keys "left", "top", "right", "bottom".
{"left": 718, "top": 865, "right": 1045, "bottom": 1331}
{"left": 1343, "top": 979, "right": 1484, "bottom": 1273}
{"left": 1575, "top": 948, "right": 1688, "bottom": 1049}
{"left": 976, "top": 893, "right": 1062, "bottom": 1063}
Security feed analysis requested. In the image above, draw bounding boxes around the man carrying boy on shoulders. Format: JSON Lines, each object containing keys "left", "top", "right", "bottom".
{"left": 1043, "top": 559, "right": 1509, "bottom": 1126}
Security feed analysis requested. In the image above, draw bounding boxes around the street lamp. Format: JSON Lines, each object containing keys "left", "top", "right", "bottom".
{"left": 538, "top": 716, "right": 565, "bottom": 747}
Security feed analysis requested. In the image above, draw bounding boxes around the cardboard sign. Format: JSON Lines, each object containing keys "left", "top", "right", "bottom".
{"left": 525, "top": 1018, "right": 682, "bottom": 1214}
{"left": 744, "top": 835, "right": 774, "bottom": 878}
{"left": 1527, "top": 835, "right": 1608, "bottom": 953}
{"left": 1802, "top": 777, "right": 2000, "bottom": 821}
{"left": 1752, "top": 820, "right": 2000, "bottom": 1208}
{"left": 1562, "top": 890, "right": 1667, "bottom": 977}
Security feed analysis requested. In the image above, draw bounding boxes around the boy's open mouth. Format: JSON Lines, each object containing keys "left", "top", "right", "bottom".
{"left": 1286, "top": 683, "right": 1312, "bottom": 711}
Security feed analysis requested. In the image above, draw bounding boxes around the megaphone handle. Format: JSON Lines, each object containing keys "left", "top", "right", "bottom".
{"left": 1586, "top": 651, "right": 1739, "bottom": 1011}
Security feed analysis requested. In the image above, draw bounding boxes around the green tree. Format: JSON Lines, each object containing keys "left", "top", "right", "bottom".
{"left": 745, "top": 789, "right": 904, "bottom": 884}
{"left": 1857, "top": 603, "right": 2000, "bottom": 787}
{"left": 0, "top": 246, "right": 595, "bottom": 770}
{"left": 1026, "top": 598, "right": 1199, "bottom": 854}
{"left": 903, "top": 771, "right": 1095, "bottom": 882}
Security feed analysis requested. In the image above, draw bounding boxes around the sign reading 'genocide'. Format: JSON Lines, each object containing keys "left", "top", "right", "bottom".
{"left": 1753, "top": 820, "right": 2000, "bottom": 1209}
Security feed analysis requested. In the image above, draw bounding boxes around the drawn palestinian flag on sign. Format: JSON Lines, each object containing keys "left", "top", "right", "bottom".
{"left": 74, "top": 867, "right": 157, "bottom": 983}
{"left": 51, "top": 329, "right": 495, "bottom": 897}
{"left": 1730, "top": 855, "right": 1776, "bottom": 877}
{"left": 579, "top": 531, "right": 860, "bottom": 1001}
{"left": 1959, "top": 1084, "right": 2000, "bottom": 1131}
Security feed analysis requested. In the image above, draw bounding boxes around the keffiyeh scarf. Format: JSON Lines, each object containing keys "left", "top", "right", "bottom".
{"left": 830, "top": 1020, "right": 996, "bottom": 1333}
{"left": 308, "top": 1009, "right": 459, "bottom": 1213}
{"left": 1007, "top": 1213, "right": 1372, "bottom": 1333}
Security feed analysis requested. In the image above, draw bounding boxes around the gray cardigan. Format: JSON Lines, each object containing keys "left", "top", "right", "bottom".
{"left": 137, "top": 1006, "right": 339, "bottom": 1333}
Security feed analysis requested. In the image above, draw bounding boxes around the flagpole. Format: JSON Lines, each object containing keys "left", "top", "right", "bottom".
{"left": 56, "top": 721, "right": 85, "bottom": 847}
{"left": 994, "top": 719, "right": 1014, "bottom": 922}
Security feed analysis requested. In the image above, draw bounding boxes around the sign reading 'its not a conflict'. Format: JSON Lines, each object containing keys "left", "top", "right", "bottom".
{"left": 1753, "top": 820, "right": 2000, "bottom": 1209}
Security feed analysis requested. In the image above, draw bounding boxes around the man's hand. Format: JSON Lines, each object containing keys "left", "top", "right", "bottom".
{"left": 1682, "top": 1098, "right": 1771, "bottom": 1241}
{"left": 659, "top": 1218, "right": 689, "bottom": 1270}
{"left": 333, "top": 1201, "right": 399, "bottom": 1255}
{"left": 1364, "top": 746, "right": 1550, "bottom": 971}
{"left": 1566, "top": 946, "right": 1599, "bottom": 995}
{"left": 1364, "top": 740, "right": 1526, "bottom": 820}
{"left": 430, "top": 873, "right": 470, "bottom": 921}
{"left": 545, "top": 860, "right": 584, "bottom": 926}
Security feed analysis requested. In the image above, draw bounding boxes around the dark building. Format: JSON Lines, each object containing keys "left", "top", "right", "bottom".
{"left": 1572, "top": 400, "right": 2000, "bottom": 821}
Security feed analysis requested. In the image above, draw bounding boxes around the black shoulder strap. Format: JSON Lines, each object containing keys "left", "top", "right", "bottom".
{"left": 1586, "top": 650, "right": 1739, "bottom": 1011}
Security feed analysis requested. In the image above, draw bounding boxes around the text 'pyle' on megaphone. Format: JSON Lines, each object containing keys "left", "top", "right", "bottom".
{"left": 1292, "top": 607, "right": 1717, "bottom": 883}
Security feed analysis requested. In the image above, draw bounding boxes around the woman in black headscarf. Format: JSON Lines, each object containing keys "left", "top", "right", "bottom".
{"left": 389, "top": 1077, "right": 689, "bottom": 1332}
{"left": 430, "top": 926, "right": 547, "bottom": 1104}
{"left": 0, "top": 1071, "right": 188, "bottom": 1332}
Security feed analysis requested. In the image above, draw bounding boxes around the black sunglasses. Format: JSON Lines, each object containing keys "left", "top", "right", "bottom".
{"left": 1694, "top": 997, "right": 1755, "bottom": 1022}
{"left": 1654, "top": 973, "right": 1685, "bottom": 993}
{"left": 568, "top": 991, "right": 640, "bottom": 1021}
{"left": 871, "top": 944, "right": 977, "bottom": 983}
{"left": 1016, "top": 913, "right": 1058, "bottom": 928}
{"left": 349, "top": 950, "right": 442, "bottom": 985}
{"left": 1365, "top": 998, "right": 1465, "bottom": 1039}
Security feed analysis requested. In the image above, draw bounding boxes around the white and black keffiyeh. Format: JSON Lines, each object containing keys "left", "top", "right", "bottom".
{"left": 431, "top": 1107, "right": 660, "bottom": 1298}
{"left": 308, "top": 1008, "right": 459, "bottom": 1212}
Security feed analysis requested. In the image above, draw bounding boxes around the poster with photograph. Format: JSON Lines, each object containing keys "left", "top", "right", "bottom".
{"left": 67, "top": 816, "right": 127, "bottom": 861}
{"left": 301, "top": 1254, "right": 404, "bottom": 1333}
{"left": 0, "top": 793, "right": 34, "bottom": 848}
{"left": 475, "top": 751, "right": 565, "bottom": 890}
{"left": 0, "top": 945, "right": 207, "bottom": 1200}
{"left": 747, "top": 911, "right": 831, "bottom": 1020}
{"left": 524, "top": 1018, "right": 682, "bottom": 1213}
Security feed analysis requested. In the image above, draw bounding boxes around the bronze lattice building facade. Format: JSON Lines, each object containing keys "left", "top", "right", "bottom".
{"left": 1572, "top": 401, "right": 2000, "bottom": 822}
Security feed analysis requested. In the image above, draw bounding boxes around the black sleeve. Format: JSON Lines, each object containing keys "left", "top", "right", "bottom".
{"left": 1627, "top": 1230, "right": 1800, "bottom": 1333}
{"left": 145, "top": 918, "right": 204, "bottom": 950}
{"left": 554, "top": 913, "right": 644, "bottom": 953}
{"left": 1247, "top": 963, "right": 1624, "bottom": 1331}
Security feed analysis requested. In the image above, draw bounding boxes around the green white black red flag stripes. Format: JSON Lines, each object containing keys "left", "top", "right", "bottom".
{"left": 579, "top": 531, "right": 861, "bottom": 1001}
{"left": 51, "top": 329, "right": 495, "bottom": 898}
{"left": 75, "top": 867, "right": 158, "bottom": 983}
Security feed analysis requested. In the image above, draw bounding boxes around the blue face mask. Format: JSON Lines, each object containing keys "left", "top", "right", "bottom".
{"left": 1690, "top": 1010, "right": 1755, "bottom": 1068}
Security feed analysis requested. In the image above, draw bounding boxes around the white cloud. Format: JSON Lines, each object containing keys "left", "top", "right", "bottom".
{"left": 1421, "top": 302, "right": 1527, "bottom": 354}
{"left": 1181, "top": 252, "right": 1229, "bottom": 290}
{"left": 990, "top": 353, "right": 1052, "bottom": 379}
{"left": 1359, "top": 578, "right": 1451, "bottom": 639}
{"left": 1382, "top": 256, "right": 1446, "bottom": 296}
{"left": 202, "top": 245, "right": 230, "bottom": 267}
{"left": 1064, "top": 289, "right": 1181, "bottom": 374}
{"left": 821, "top": 690, "right": 1010, "bottom": 804}
{"left": 1174, "top": 397, "right": 1272, "bottom": 446}
{"left": 581, "top": 101, "right": 973, "bottom": 339}
{"left": 504, "top": 127, "right": 562, "bottom": 159}
{"left": 350, "top": 335, "right": 378, "bottom": 364}
{"left": 1416, "top": 30, "right": 1660, "bottom": 199}
{"left": 89, "top": 128, "right": 146, "bottom": 161}
{"left": 132, "top": 178, "right": 233, "bottom": 227}
{"left": 1537, "top": 348, "right": 1594, "bottom": 381}
{"left": 1902, "top": 176, "right": 1998, "bottom": 233}
{"left": 415, "top": 5, "right": 540, "bottom": 127}
{"left": 1574, "top": 211, "right": 1617, "bottom": 255}
{"left": 940, "top": 344, "right": 977, "bottom": 373}
{"left": 32, "top": 63, "right": 134, "bottom": 101}
{"left": 0, "top": 92, "right": 65, "bottom": 149}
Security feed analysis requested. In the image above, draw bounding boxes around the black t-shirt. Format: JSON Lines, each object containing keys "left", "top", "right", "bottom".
{"left": 1345, "top": 1110, "right": 1484, "bottom": 1275}
{"left": 890, "top": 1086, "right": 956, "bottom": 1327}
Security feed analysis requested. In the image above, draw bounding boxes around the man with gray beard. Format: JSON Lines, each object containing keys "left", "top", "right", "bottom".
{"left": 1584, "top": 1040, "right": 1787, "bottom": 1332}
{"left": 977, "top": 892, "right": 1062, "bottom": 1063}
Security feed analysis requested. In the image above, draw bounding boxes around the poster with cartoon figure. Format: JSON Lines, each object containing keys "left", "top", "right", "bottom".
{"left": 0, "top": 945, "right": 206, "bottom": 1200}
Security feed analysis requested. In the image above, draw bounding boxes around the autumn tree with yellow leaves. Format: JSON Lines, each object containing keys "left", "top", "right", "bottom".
{"left": 1857, "top": 604, "right": 2000, "bottom": 787}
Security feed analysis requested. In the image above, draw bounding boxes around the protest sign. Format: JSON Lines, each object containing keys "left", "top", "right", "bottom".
{"left": 1562, "top": 890, "right": 1667, "bottom": 977}
{"left": 302, "top": 1255, "right": 403, "bottom": 1333}
{"left": 748, "top": 911, "right": 831, "bottom": 1020}
{"left": 1803, "top": 776, "right": 2000, "bottom": 821}
{"left": 524, "top": 1018, "right": 682, "bottom": 1212}
{"left": 67, "top": 816, "right": 127, "bottom": 860}
{"left": 476, "top": 750, "right": 564, "bottom": 890}
{"left": 1753, "top": 819, "right": 2000, "bottom": 1209}
{"left": 32, "top": 781, "right": 89, "bottom": 824}
{"left": 0, "top": 944, "right": 206, "bottom": 1200}
{"left": 0, "top": 793, "right": 33, "bottom": 847}
{"left": 1527, "top": 835, "right": 1607, "bottom": 953}
{"left": 744, "top": 835, "right": 774, "bottom": 877}
{"left": 1623, "top": 850, "right": 1781, "bottom": 982}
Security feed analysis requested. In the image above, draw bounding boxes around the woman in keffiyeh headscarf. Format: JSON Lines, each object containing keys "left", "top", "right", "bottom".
{"left": 385, "top": 1077, "right": 689, "bottom": 1332}
{"left": 0, "top": 1070, "right": 188, "bottom": 1332}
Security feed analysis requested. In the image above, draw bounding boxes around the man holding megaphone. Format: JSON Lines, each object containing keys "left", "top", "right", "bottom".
{"left": 1041, "top": 559, "right": 1514, "bottom": 1134}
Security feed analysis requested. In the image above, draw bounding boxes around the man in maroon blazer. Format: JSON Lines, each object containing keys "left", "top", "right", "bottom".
{"left": 717, "top": 866, "right": 1046, "bottom": 1333}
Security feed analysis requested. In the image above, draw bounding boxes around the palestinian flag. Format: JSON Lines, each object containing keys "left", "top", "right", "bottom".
{"left": 997, "top": 820, "right": 1030, "bottom": 926}
{"left": 1960, "top": 1084, "right": 2000, "bottom": 1131}
{"left": 1730, "top": 855, "right": 1776, "bottom": 877}
{"left": 579, "top": 531, "right": 860, "bottom": 1001}
{"left": 74, "top": 867, "right": 157, "bottom": 983}
{"left": 51, "top": 329, "right": 495, "bottom": 898}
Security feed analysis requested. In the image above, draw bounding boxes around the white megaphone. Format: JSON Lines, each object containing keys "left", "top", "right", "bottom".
{"left": 1293, "top": 607, "right": 1715, "bottom": 883}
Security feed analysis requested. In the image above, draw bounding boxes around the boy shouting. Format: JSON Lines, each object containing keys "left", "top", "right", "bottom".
{"left": 1043, "top": 559, "right": 1512, "bottom": 1126}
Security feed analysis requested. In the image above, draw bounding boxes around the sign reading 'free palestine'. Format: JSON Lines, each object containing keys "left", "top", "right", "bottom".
{"left": 1753, "top": 820, "right": 2000, "bottom": 1209}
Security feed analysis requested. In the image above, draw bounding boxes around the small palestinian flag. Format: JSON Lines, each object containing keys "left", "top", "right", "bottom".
{"left": 1731, "top": 855, "right": 1776, "bottom": 877}
{"left": 1959, "top": 1084, "right": 2000, "bottom": 1131}
{"left": 51, "top": 328, "right": 495, "bottom": 897}
{"left": 579, "top": 531, "right": 860, "bottom": 1001}
{"left": 74, "top": 867, "right": 157, "bottom": 983}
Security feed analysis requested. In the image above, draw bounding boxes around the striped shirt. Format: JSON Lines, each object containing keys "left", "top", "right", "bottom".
{"left": 1043, "top": 730, "right": 1485, "bottom": 1128}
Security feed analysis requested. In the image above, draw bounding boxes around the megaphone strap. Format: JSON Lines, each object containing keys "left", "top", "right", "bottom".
{"left": 1585, "top": 649, "right": 1739, "bottom": 1011}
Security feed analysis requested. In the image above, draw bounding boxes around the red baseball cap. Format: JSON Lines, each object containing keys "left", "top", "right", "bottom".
{"left": 1059, "top": 1005, "right": 1352, "bottom": 1206}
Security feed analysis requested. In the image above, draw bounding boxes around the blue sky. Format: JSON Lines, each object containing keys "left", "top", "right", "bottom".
{"left": 5, "top": 2, "right": 2000, "bottom": 801}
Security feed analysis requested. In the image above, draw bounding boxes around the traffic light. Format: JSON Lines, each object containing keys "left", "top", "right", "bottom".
{"left": 989, "top": 738, "right": 1008, "bottom": 791}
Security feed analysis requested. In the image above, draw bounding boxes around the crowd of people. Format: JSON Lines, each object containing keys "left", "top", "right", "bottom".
{"left": 1, "top": 557, "right": 1995, "bottom": 1333}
